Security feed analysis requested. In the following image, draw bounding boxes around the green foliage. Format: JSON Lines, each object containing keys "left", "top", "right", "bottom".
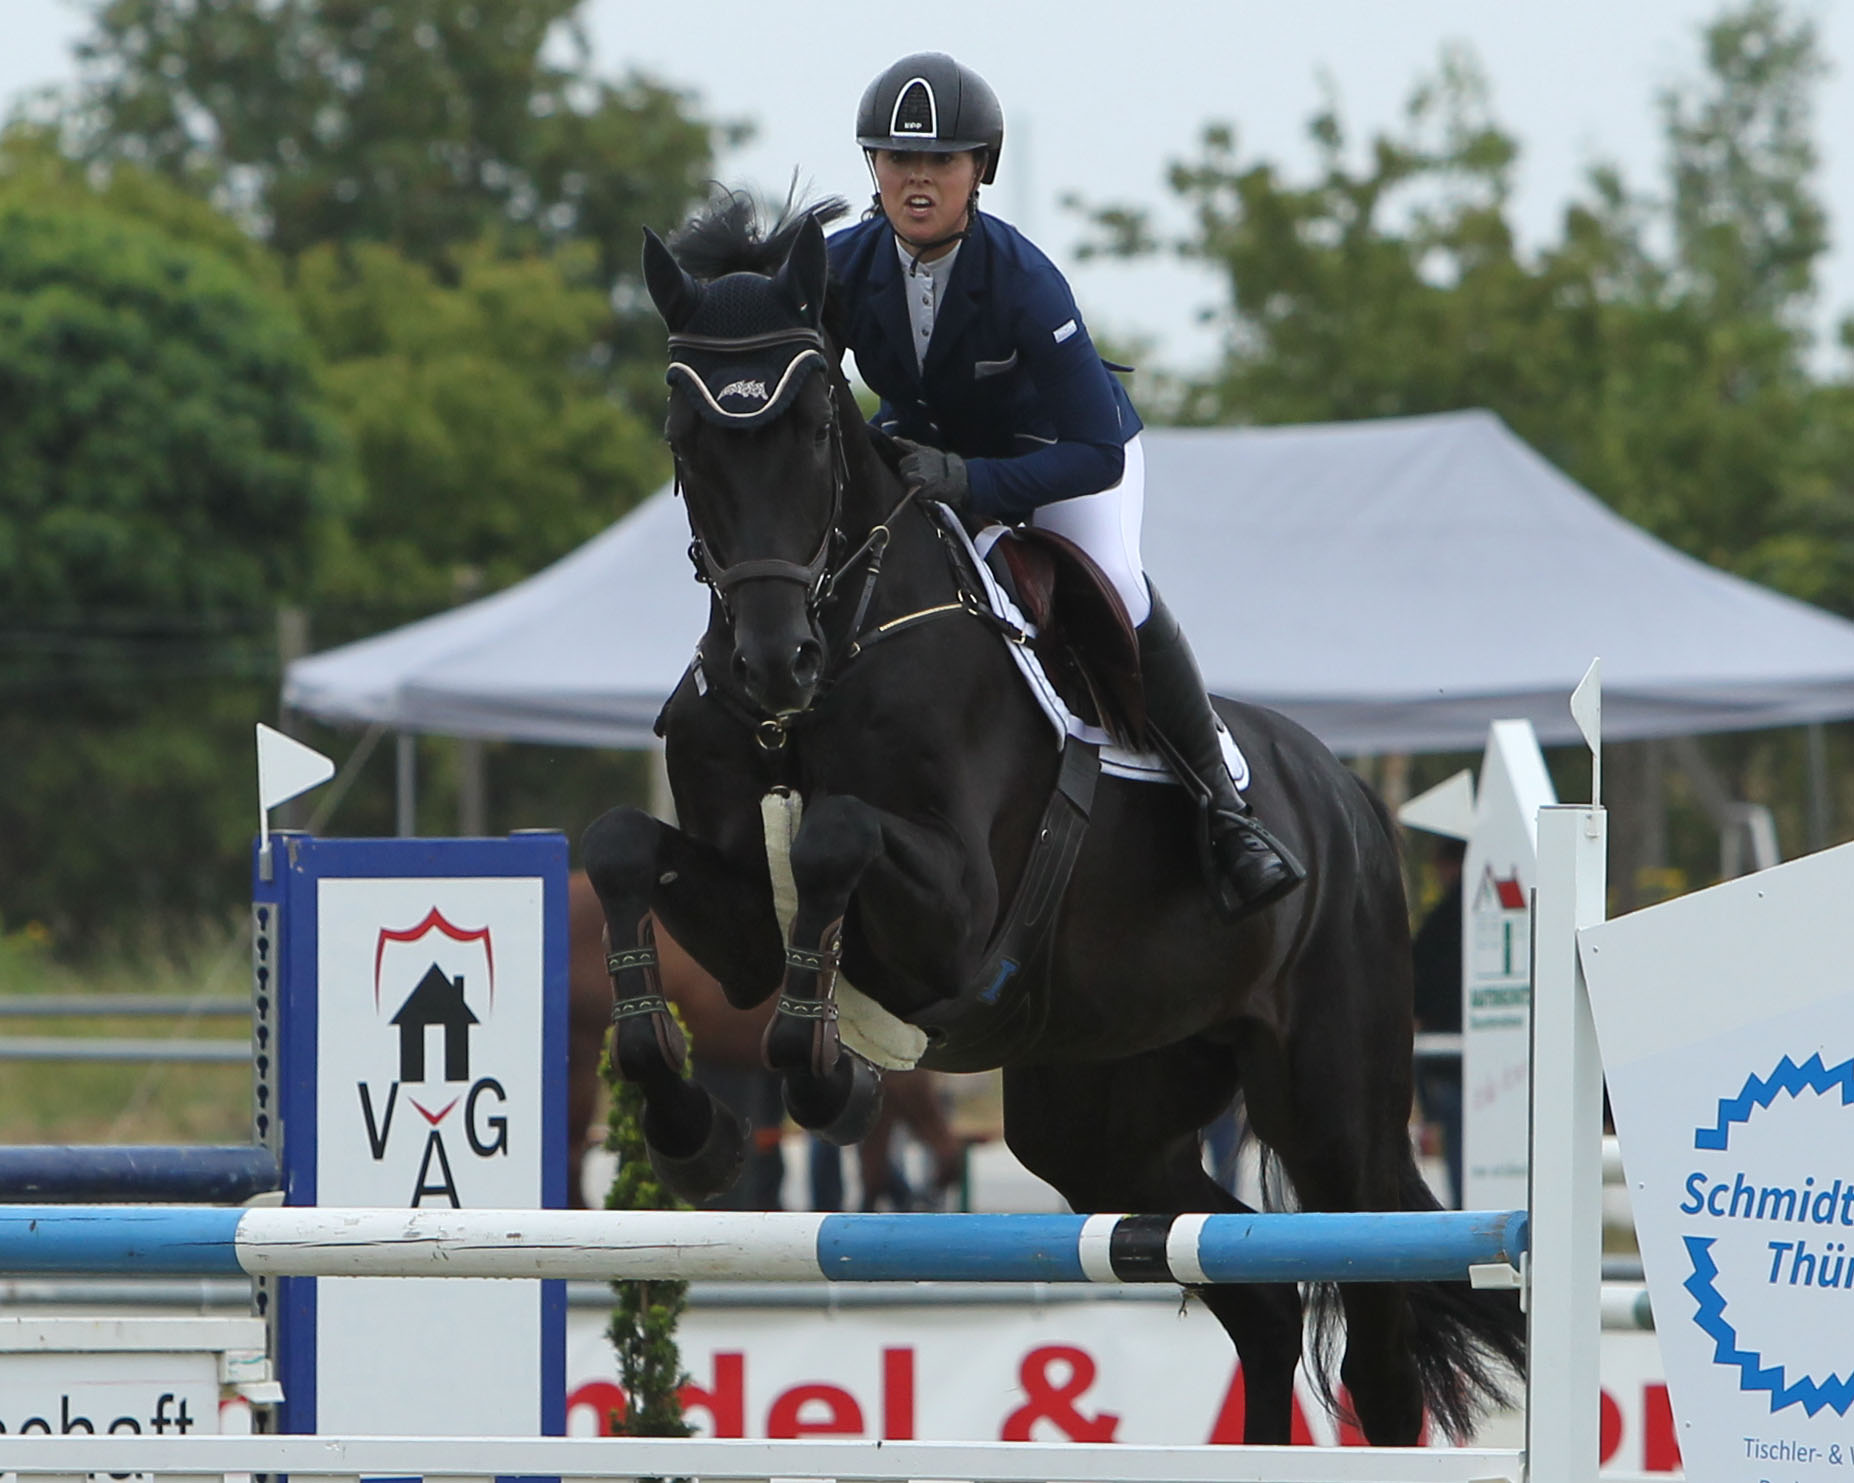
{"left": 291, "top": 239, "right": 664, "bottom": 623}
{"left": 67, "top": 0, "right": 735, "bottom": 282}
{"left": 0, "top": 150, "right": 348, "bottom": 620}
{"left": 2, "top": 1, "right": 720, "bottom": 948}
{"left": 601, "top": 1040, "right": 691, "bottom": 1440}
{"left": 0, "top": 133, "right": 352, "bottom": 948}
{"left": 1076, "top": 2, "right": 1854, "bottom": 613}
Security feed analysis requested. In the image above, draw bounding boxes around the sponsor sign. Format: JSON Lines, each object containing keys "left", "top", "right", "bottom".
{"left": 556, "top": 1300, "right": 1677, "bottom": 1469}
{"left": 0, "top": 1353, "right": 220, "bottom": 1439}
{"left": 257, "top": 834, "right": 568, "bottom": 1439}
{"left": 1462, "top": 719, "right": 1556, "bottom": 1211}
{"left": 1583, "top": 838, "right": 1854, "bottom": 1482}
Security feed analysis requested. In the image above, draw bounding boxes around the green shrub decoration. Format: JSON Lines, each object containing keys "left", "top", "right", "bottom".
{"left": 600, "top": 1032, "right": 693, "bottom": 1442}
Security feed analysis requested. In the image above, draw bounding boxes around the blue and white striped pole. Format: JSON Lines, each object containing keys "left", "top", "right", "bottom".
{"left": 0, "top": 1207, "right": 1525, "bottom": 1285}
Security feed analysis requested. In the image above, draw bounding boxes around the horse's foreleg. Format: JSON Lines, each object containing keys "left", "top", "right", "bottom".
{"left": 581, "top": 805, "right": 771, "bottom": 1202}
{"left": 762, "top": 794, "right": 886, "bottom": 1144}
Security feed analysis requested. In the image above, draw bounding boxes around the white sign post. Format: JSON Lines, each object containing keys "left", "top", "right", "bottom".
{"left": 1583, "top": 839, "right": 1854, "bottom": 1482}
{"left": 254, "top": 833, "right": 569, "bottom": 1440}
{"left": 1462, "top": 719, "right": 1557, "bottom": 1212}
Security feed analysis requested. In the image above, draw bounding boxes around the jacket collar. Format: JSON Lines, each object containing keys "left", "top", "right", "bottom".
{"left": 866, "top": 212, "right": 992, "bottom": 386}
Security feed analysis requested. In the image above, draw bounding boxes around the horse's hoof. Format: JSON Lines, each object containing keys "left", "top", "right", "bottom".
{"left": 784, "top": 1050, "right": 884, "bottom": 1146}
{"left": 644, "top": 1096, "right": 747, "bottom": 1204}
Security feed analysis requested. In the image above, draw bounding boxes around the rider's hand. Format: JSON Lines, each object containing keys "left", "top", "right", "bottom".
{"left": 895, "top": 439, "right": 970, "bottom": 513}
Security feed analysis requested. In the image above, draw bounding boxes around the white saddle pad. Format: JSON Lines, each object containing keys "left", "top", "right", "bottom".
{"left": 948, "top": 512, "right": 1251, "bottom": 789}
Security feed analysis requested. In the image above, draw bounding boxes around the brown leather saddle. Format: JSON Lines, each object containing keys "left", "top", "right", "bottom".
{"left": 983, "top": 527, "right": 1147, "bottom": 747}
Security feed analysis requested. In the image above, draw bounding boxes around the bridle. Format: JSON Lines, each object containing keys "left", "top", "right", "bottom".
{"left": 666, "top": 323, "right": 1015, "bottom": 756}
{"left": 668, "top": 327, "right": 853, "bottom": 624}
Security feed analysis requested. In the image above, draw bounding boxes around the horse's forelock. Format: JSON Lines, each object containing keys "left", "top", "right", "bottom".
{"left": 669, "top": 188, "right": 849, "bottom": 282}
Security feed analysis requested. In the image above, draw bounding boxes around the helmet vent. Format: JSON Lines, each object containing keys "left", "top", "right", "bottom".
{"left": 890, "top": 78, "right": 937, "bottom": 137}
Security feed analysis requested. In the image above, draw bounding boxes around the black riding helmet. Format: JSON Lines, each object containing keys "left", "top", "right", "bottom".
{"left": 855, "top": 52, "right": 1004, "bottom": 184}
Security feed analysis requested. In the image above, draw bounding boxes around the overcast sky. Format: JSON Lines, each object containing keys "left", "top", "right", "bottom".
{"left": 7, "top": 0, "right": 1852, "bottom": 375}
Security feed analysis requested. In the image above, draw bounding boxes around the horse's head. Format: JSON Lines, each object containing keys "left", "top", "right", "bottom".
{"left": 643, "top": 205, "right": 845, "bottom": 720}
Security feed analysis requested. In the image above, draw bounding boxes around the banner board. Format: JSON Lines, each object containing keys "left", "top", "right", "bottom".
{"left": 253, "top": 833, "right": 568, "bottom": 1438}
{"left": 1582, "top": 838, "right": 1854, "bottom": 1483}
{"left": 555, "top": 1297, "right": 1677, "bottom": 1470}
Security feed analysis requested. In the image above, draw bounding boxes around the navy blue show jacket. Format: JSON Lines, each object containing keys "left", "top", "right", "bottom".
{"left": 827, "top": 211, "right": 1143, "bottom": 522}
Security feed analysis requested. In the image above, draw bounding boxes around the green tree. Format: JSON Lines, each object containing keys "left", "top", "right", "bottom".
{"left": 0, "top": 132, "right": 351, "bottom": 945}
{"left": 293, "top": 239, "right": 662, "bottom": 627}
{"left": 1079, "top": 1, "right": 1854, "bottom": 609}
{"left": 65, "top": 0, "right": 734, "bottom": 281}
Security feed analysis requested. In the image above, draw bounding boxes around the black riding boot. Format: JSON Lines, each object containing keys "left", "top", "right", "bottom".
{"left": 1138, "top": 584, "right": 1306, "bottom": 921}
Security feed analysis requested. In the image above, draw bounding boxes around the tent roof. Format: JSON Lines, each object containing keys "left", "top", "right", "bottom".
{"left": 285, "top": 409, "right": 1854, "bottom": 754}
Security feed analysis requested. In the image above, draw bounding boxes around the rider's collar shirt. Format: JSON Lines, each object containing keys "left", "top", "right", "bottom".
{"left": 897, "top": 238, "right": 963, "bottom": 369}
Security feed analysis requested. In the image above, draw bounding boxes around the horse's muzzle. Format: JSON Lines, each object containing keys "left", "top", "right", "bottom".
{"left": 731, "top": 591, "right": 826, "bottom": 717}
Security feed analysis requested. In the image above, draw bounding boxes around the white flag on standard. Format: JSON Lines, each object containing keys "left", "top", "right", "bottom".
{"left": 257, "top": 723, "right": 335, "bottom": 846}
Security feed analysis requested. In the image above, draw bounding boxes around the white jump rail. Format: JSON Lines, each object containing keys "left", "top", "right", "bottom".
{"left": 0, "top": 1433, "right": 1526, "bottom": 1481}
{"left": 0, "top": 806, "right": 1609, "bottom": 1483}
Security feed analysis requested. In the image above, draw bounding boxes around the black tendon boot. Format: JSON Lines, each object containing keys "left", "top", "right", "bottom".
{"left": 1137, "top": 585, "right": 1306, "bottom": 921}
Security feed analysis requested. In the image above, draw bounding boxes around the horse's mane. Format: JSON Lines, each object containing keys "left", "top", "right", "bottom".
{"left": 667, "top": 186, "right": 850, "bottom": 282}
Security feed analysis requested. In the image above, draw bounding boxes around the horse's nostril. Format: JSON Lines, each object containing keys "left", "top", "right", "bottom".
{"left": 792, "top": 641, "right": 823, "bottom": 688}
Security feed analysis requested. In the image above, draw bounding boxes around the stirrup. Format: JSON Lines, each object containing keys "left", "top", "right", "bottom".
{"left": 1202, "top": 807, "right": 1306, "bottom": 923}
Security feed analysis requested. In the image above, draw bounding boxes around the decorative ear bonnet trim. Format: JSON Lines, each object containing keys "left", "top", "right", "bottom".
{"left": 666, "top": 329, "right": 827, "bottom": 428}
{"left": 660, "top": 268, "right": 827, "bottom": 428}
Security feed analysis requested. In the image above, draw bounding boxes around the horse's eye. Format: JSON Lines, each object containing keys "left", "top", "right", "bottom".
{"left": 812, "top": 424, "right": 831, "bottom": 447}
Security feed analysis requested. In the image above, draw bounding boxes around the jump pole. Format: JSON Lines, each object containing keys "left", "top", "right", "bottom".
{"left": 0, "top": 1207, "right": 1528, "bottom": 1285}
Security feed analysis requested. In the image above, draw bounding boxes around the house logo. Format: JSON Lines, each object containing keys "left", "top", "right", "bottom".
{"left": 358, "top": 907, "right": 511, "bottom": 1207}
{"left": 1468, "top": 864, "right": 1530, "bottom": 1027}
{"left": 392, "top": 963, "right": 479, "bottom": 1082}
{"left": 1675, "top": 1053, "right": 1854, "bottom": 1416}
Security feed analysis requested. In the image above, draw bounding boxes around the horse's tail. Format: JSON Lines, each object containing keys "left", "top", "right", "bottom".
{"left": 1305, "top": 1160, "right": 1529, "bottom": 1442}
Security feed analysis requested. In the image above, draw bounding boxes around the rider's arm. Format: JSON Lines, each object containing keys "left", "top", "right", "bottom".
{"left": 960, "top": 273, "right": 1133, "bottom": 522}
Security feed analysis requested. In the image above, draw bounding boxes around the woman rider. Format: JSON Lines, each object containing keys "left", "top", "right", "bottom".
{"left": 826, "top": 52, "right": 1304, "bottom": 922}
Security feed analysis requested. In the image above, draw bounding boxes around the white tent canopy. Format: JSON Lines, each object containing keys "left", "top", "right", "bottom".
{"left": 285, "top": 410, "right": 1854, "bottom": 755}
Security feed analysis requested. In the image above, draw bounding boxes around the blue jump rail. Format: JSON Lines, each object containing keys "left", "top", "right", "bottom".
{"left": 0, "top": 1207, "right": 1529, "bottom": 1285}
{"left": 0, "top": 1147, "right": 280, "bottom": 1205}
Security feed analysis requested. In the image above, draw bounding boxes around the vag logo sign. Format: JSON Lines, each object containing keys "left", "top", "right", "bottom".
{"left": 358, "top": 907, "right": 514, "bottom": 1207}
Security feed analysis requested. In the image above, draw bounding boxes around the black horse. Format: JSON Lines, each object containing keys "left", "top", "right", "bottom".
{"left": 582, "top": 194, "right": 1524, "bottom": 1446}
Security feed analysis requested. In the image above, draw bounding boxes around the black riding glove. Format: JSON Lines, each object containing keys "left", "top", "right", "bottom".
{"left": 895, "top": 439, "right": 971, "bottom": 513}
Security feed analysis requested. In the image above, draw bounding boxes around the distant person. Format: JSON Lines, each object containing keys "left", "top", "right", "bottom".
{"left": 1410, "top": 836, "right": 1465, "bottom": 1208}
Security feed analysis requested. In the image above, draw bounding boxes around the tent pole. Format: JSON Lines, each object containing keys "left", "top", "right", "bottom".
{"left": 1806, "top": 723, "right": 1831, "bottom": 852}
{"left": 396, "top": 733, "right": 417, "bottom": 837}
{"left": 457, "top": 738, "right": 487, "bottom": 836}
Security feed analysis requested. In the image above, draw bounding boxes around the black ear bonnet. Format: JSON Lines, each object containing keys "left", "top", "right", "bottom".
{"left": 643, "top": 216, "right": 832, "bottom": 430}
{"left": 665, "top": 275, "right": 826, "bottom": 428}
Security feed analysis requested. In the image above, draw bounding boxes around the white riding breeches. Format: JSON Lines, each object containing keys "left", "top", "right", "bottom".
{"left": 1027, "top": 433, "right": 1151, "bottom": 627}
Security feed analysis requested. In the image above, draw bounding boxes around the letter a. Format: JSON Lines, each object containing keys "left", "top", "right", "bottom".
{"left": 412, "top": 1131, "right": 461, "bottom": 1207}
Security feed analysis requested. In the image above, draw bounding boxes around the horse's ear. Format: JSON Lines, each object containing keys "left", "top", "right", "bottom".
{"left": 774, "top": 214, "right": 828, "bottom": 328}
{"left": 642, "top": 226, "right": 701, "bottom": 331}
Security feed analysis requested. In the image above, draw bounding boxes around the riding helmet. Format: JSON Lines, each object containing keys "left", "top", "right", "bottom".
{"left": 855, "top": 53, "right": 1004, "bottom": 184}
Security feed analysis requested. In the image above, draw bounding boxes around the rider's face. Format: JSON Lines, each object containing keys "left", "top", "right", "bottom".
{"left": 872, "top": 148, "right": 980, "bottom": 259}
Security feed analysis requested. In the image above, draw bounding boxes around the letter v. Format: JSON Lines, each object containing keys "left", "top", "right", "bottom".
{"left": 359, "top": 1082, "right": 399, "bottom": 1159}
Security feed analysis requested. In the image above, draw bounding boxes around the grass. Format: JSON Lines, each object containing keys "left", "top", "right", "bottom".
{"left": 0, "top": 918, "right": 254, "bottom": 1145}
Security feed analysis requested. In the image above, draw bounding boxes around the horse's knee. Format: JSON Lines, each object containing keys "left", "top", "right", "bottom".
{"left": 581, "top": 807, "right": 660, "bottom": 901}
{"left": 789, "top": 795, "right": 883, "bottom": 901}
